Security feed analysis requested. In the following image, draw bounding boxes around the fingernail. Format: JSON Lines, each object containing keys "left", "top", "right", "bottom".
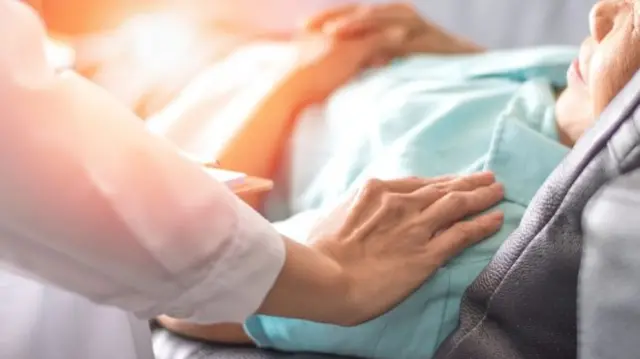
{"left": 490, "top": 182, "right": 505, "bottom": 194}
{"left": 490, "top": 211, "right": 504, "bottom": 222}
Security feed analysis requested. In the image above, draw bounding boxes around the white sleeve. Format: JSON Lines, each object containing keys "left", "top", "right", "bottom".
{"left": 0, "top": 0, "right": 285, "bottom": 324}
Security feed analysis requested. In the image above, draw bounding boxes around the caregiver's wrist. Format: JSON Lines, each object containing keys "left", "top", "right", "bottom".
{"left": 257, "top": 238, "right": 357, "bottom": 326}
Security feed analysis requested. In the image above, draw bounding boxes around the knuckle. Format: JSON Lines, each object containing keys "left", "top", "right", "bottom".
{"left": 443, "top": 192, "right": 468, "bottom": 208}
{"left": 381, "top": 192, "right": 403, "bottom": 209}
{"left": 362, "top": 178, "right": 385, "bottom": 197}
{"left": 430, "top": 182, "right": 449, "bottom": 193}
{"left": 451, "top": 222, "right": 476, "bottom": 242}
{"left": 381, "top": 193, "right": 410, "bottom": 220}
{"left": 428, "top": 185, "right": 447, "bottom": 198}
{"left": 406, "top": 224, "right": 426, "bottom": 238}
{"left": 445, "top": 177, "right": 471, "bottom": 191}
{"left": 411, "top": 184, "right": 445, "bottom": 204}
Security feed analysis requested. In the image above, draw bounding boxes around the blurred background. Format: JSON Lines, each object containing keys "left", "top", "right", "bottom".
{"left": 34, "top": 0, "right": 596, "bottom": 48}
{"left": 34, "top": 0, "right": 598, "bottom": 115}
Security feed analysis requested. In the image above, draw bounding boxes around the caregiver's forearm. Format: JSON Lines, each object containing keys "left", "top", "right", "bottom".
{"left": 0, "top": 2, "right": 354, "bottom": 326}
{"left": 160, "top": 238, "right": 355, "bottom": 336}
{"left": 257, "top": 238, "right": 355, "bottom": 325}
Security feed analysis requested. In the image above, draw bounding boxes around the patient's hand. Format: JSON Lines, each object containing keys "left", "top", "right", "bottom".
{"left": 304, "top": 3, "right": 484, "bottom": 66}
{"left": 284, "top": 31, "right": 403, "bottom": 105}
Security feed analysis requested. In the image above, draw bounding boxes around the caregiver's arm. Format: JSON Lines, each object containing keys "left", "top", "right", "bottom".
{"left": 0, "top": 0, "right": 290, "bottom": 324}
{"left": 0, "top": 1, "right": 360, "bottom": 325}
{"left": 1, "top": 0, "right": 373, "bottom": 325}
{"left": 0, "top": 0, "right": 504, "bottom": 326}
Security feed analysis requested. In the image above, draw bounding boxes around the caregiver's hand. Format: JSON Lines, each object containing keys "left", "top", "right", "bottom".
{"left": 304, "top": 2, "right": 484, "bottom": 66}
{"left": 313, "top": 172, "right": 503, "bottom": 325}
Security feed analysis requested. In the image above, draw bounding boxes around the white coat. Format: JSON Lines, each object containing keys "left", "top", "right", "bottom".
{"left": 0, "top": 1, "right": 285, "bottom": 358}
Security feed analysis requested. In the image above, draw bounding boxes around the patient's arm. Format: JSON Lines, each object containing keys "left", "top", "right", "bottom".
{"left": 213, "top": 72, "right": 302, "bottom": 208}
{"left": 209, "top": 32, "right": 405, "bottom": 207}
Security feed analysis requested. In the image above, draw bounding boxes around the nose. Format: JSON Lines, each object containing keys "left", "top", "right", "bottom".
{"left": 589, "top": 0, "right": 622, "bottom": 42}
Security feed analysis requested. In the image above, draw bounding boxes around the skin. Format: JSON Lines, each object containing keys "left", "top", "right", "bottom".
{"left": 556, "top": 0, "right": 640, "bottom": 145}
{"left": 160, "top": 0, "right": 640, "bottom": 345}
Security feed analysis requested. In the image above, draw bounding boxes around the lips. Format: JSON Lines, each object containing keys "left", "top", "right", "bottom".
{"left": 573, "top": 58, "right": 585, "bottom": 82}
{"left": 567, "top": 57, "right": 586, "bottom": 86}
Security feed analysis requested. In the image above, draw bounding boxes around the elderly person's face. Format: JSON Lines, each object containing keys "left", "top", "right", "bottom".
{"left": 557, "top": 0, "right": 640, "bottom": 143}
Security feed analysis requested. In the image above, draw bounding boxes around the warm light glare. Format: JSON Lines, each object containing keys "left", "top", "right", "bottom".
{"left": 120, "top": 13, "right": 196, "bottom": 72}
{"left": 45, "top": 38, "right": 75, "bottom": 70}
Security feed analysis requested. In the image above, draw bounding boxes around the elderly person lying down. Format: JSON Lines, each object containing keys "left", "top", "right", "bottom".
{"left": 157, "top": 1, "right": 637, "bottom": 358}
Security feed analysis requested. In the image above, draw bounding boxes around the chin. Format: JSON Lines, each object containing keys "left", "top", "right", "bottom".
{"left": 555, "top": 87, "right": 594, "bottom": 146}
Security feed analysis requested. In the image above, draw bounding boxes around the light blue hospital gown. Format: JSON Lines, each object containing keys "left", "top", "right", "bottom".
{"left": 245, "top": 47, "right": 576, "bottom": 359}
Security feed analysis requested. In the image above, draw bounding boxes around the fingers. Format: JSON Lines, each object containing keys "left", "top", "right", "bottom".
{"left": 420, "top": 182, "right": 505, "bottom": 230}
{"left": 425, "top": 171, "right": 495, "bottom": 193}
{"left": 341, "top": 172, "right": 502, "bottom": 238}
{"left": 381, "top": 175, "right": 456, "bottom": 193}
{"left": 328, "top": 3, "right": 420, "bottom": 37}
{"left": 408, "top": 171, "right": 496, "bottom": 205}
{"left": 303, "top": 4, "right": 362, "bottom": 31}
{"left": 304, "top": 3, "right": 419, "bottom": 37}
{"left": 341, "top": 175, "right": 456, "bottom": 235}
{"left": 427, "top": 211, "right": 504, "bottom": 263}
{"left": 433, "top": 171, "right": 497, "bottom": 193}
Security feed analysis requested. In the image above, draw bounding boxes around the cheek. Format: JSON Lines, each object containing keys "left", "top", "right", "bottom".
{"left": 588, "top": 52, "right": 621, "bottom": 115}
{"left": 589, "top": 45, "right": 640, "bottom": 115}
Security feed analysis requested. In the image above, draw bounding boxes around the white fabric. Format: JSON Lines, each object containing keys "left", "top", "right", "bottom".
{"left": 0, "top": 1, "right": 285, "bottom": 358}
{"left": 192, "top": 0, "right": 597, "bottom": 48}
